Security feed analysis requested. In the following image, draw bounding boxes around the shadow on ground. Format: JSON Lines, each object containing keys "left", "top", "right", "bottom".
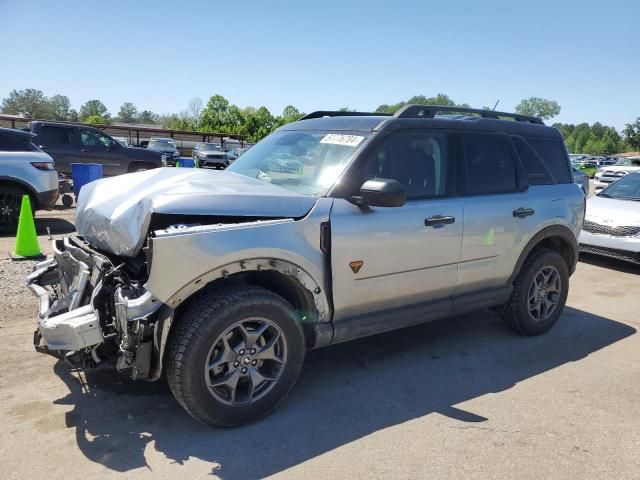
{"left": 53, "top": 307, "right": 635, "bottom": 479}
{"left": 579, "top": 252, "right": 640, "bottom": 275}
{"left": 34, "top": 216, "right": 75, "bottom": 236}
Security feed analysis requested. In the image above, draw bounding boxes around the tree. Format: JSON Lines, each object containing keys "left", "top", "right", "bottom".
{"left": 68, "top": 109, "right": 79, "bottom": 122}
{"left": 83, "top": 114, "right": 106, "bottom": 124}
{"left": 277, "top": 105, "right": 304, "bottom": 126}
{"left": 79, "top": 100, "right": 110, "bottom": 122}
{"left": 514, "top": 97, "right": 561, "bottom": 120}
{"left": 1, "top": 88, "right": 52, "bottom": 118}
{"left": 623, "top": 118, "right": 640, "bottom": 150}
{"left": 117, "top": 102, "right": 138, "bottom": 123}
{"left": 553, "top": 122, "right": 623, "bottom": 154}
{"left": 49, "top": 95, "right": 71, "bottom": 120}
{"left": 138, "top": 110, "right": 159, "bottom": 124}
{"left": 187, "top": 97, "right": 203, "bottom": 128}
{"left": 374, "top": 93, "right": 464, "bottom": 114}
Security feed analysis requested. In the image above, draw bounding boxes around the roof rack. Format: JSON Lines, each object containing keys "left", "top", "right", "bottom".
{"left": 393, "top": 104, "right": 544, "bottom": 125}
{"left": 299, "top": 111, "right": 392, "bottom": 121}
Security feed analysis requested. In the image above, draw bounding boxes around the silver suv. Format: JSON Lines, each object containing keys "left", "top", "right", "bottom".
{"left": 27, "top": 106, "right": 585, "bottom": 426}
{"left": 0, "top": 127, "right": 58, "bottom": 233}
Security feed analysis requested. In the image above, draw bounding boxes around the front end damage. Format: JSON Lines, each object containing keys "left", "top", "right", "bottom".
{"left": 28, "top": 236, "right": 163, "bottom": 379}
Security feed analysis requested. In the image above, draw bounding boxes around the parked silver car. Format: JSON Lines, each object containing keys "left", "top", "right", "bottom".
{"left": 579, "top": 172, "right": 640, "bottom": 264}
{"left": 0, "top": 127, "right": 58, "bottom": 233}
{"left": 27, "top": 105, "right": 584, "bottom": 426}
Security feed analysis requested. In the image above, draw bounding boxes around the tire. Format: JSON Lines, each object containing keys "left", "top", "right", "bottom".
{"left": 0, "top": 185, "right": 29, "bottom": 234}
{"left": 61, "top": 194, "right": 74, "bottom": 207}
{"left": 165, "top": 285, "right": 305, "bottom": 427}
{"left": 502, "top": 248, "right": 569, "bottom": 336}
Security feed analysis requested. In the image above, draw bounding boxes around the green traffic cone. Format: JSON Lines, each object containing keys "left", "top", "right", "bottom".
{"left": 176, "top": 160, "right": 181, "bottom": 168}
{"left": 10, "top": 195, "right": 44, "bottom": 260}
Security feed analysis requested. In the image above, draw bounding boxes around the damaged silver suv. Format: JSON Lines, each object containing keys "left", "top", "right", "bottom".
{"left": 28, "top": 106, "right": 585, "bottom": 426}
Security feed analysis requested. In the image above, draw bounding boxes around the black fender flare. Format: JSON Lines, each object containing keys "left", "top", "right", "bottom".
{"left": 507, "top": 225, "right": 578, "bottom": 284}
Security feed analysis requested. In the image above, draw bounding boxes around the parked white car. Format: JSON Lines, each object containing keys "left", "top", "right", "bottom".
{"left": 0, "top": 127, "right": 58, "bottom": 233}
{"left": 580, "top": 172, "right": 640, "bottom": 264}
{"left": 593, "top": 157, "right": 640, "bottom": 192}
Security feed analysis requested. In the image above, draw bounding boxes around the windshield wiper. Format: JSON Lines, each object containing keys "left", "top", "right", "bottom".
{"left": 597, "top": 193, "right": 612, "bottom": 198}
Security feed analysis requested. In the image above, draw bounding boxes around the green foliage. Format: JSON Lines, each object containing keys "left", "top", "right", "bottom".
{"left": 553, "top": 122, "right": 624, "bottom": 155}
{"left": 117, "top": 102, "right": 138, "bottom": 123}
{"left": 515, "top": 97, "right": 561, "bottom": 120}
{"left": 79, "top": 100, "right": 110, "bottom": 122}
{"left": 622, "top": 117, "right": 640, "bottom": 150}
{"left": 49, "top": 95, "right": 71, "bottom": 120}
{"left": 374, "top": 94, "right": 466, "bottom": 114}
{"left": 196, "top": 95, "right": 306, "bottom": 142}
{"left": 83, "top": 114, "right": 106, "bottom": 124}
{"left": 1, "top": 88, "right": 55, "bottom": 118}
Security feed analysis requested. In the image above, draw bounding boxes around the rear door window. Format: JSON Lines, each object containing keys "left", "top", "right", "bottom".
{"left": 38, "top": 125, "right": 74, "bottom": 146}
{"left": 0, "top": 132, "right": 40, "bottom": 152}
{"left": 527, "top": 139, "right": 571, "bottom": 184}
{"left": 462, "top": 133, "right": 517, "bottom": 195}
{"left": 511, "top": 136, "right": 554, "bottom": 185}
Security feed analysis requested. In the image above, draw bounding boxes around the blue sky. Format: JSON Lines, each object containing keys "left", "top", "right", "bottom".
{"left": 0, "top": 0, "right": 637, "bottom": 130}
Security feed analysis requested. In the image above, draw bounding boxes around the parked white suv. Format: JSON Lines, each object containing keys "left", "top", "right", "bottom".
{"left": 0, "top": 127, "right": 58, "bottom": 233}
{"left": 593, "top": 157, "right": 640, "bottom": 192}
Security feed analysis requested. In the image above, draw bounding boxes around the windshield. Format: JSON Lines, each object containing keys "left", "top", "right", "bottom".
{"left": 614, "top": 158, "right": 640, "bottom": 167}
{"left": 599, "top": 174, "right": 640, "bottom": 200}
{"left": 200, "top": 143, "right": 222, "bottom": 151}
{"left": 148, "top": 139, "right": 176, "bottom": 150}
{"left": 227, "top": 130, "right": 369, "bottom": 195}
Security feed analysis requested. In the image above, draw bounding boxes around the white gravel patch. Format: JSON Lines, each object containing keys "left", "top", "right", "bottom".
{"left": 0, "top": 259, "right": 38, "bottom": 326}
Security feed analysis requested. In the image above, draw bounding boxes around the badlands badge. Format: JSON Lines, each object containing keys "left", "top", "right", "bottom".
{"left": 349, "top": 260, "right": 364, "bottom": 274}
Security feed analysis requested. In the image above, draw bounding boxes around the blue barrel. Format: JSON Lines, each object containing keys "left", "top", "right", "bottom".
{"left": 180, "top": 158, "right": 195, "bottom": 168}
{"left": 71, "top": 163, "right": 103, "bottom": 197}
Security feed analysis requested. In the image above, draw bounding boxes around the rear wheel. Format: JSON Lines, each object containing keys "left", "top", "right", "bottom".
{"left": 0, "top": 185, "right": 28, "bottom": 234}
{"left": 166, "top": 285, "right": 305, "bottom": 427}
{"left": 502, "top": 248, "right": 569, "bottom": 335}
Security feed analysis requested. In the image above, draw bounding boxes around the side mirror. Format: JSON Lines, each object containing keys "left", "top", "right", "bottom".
{"left": 353, "top": 178, "right": 406, "bottom": 208}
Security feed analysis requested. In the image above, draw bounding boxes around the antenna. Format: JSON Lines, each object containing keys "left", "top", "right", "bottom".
{"left": 492, "top": 99, "right": 500, "bottom": 111}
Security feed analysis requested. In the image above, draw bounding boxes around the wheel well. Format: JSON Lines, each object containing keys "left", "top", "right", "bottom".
{"left": 0, "top": 180, "right": 37, "bottom": 208}
{"left": 181, "top": 270, "right": 320, "bottom": 349}
{"left": 529, "top": 235, "right": 575, "bottom": 271}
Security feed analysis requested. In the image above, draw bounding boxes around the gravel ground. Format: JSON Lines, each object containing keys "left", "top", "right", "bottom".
{"left": 0, "top": 259, "right": 37, "bottom": 329}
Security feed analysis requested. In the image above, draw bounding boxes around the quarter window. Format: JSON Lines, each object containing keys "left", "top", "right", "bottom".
{"left": 361, "top": 131, "right": 450, "bottom": 199}
{"left": 38, "top": 125, "right": 73, "bottom": 146}
{"left": 462, "top": 133, "right": 517, "bottom": 195}
{"left": 527, "top": 139, "right": 571, "bottom": 184}
{"left": 512, "top": 136, "right": 554, "bottom": 185}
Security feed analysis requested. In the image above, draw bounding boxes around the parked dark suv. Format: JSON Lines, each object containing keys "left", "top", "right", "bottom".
{"left": 27, "top": 121, "right": 163, "bottom": 176}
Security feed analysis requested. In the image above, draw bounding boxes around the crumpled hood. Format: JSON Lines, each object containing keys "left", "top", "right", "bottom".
{"left": 75, "top": 167, "right": 317, "bottom": 257}
{"left": 585, "top": 195, "right": 640, "bottom": 224}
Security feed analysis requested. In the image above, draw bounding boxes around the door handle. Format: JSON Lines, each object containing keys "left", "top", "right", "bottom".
{"left": 513, "top": 207, "right": 535, "bottom": 218}
{"left": 425, "top": 215, "right": 456, "bottom": 227}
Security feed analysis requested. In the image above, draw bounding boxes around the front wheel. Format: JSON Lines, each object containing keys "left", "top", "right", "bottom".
{"left": 502, "top": 248, "right": 569, "bottom": 336}
{"left": 165, "top": 285, "right": 305, "bottom": 427}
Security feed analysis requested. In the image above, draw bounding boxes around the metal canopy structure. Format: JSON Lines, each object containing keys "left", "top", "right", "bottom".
{"left": 0, "top": 114, "right": 246, "bottom": 149}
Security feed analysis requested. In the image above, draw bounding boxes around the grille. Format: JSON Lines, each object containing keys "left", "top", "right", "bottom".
{"left": 582, "top": 220, "right": 640, "bottom": 237}
{"left": 580, "top": 244, "right": 640, "bottom": 264}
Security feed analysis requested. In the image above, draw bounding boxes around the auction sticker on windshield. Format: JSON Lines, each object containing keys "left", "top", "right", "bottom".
{"left": 320, "top": 134, "right": 365, "bottom": 147}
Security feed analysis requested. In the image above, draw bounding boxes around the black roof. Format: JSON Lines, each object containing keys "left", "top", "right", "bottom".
{"left": 0, "top": 126, "right": 36, "bottom": 140}
{"left": 279, "top": 105, "right": 561, "bottom": 140}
